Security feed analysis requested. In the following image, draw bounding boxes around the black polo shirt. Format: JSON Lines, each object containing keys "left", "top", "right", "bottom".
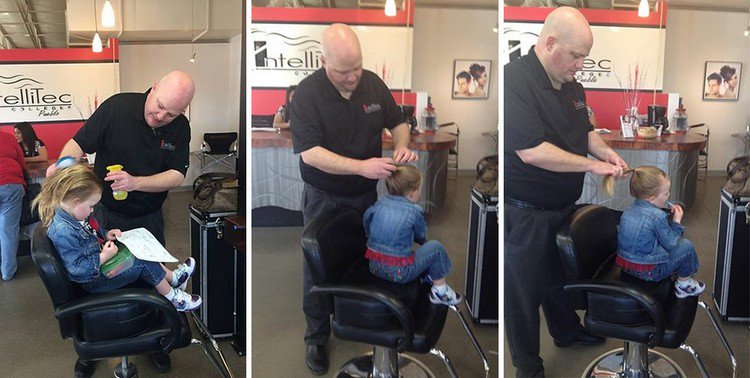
{"left": 504, "top": 47, "right": 593, "bottom": 208}
{"left": 74, "top": 90, "right": 190, "bottom": 217}
{"left": 291, "top": 68, "right": 404, "bottom": 196}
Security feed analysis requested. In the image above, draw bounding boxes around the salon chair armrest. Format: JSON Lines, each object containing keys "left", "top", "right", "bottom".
{"left": 311, "top": 284, "right": 415, "bottom": 351}
{"left": 55, "top": 288, "right": 182, "bottom": 353}
{"left": 565, "top": 280, "right": 665, "bottom": 347}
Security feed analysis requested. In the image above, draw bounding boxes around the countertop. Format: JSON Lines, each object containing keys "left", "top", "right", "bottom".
{"left": 251, "top": 129, "right": 456, "bottom": 151}
{"left": 600, "top": 130, "right": 707, "bottom": 151}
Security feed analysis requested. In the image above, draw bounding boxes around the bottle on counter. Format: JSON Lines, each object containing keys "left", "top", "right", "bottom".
{"left": 422, "top": 97, "right": 437, "bottom": 132}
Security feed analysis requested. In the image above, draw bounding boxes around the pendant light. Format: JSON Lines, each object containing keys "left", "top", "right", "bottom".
{"left": 745, "top": 7, "right": 750, "bottom": 37}
{"left": 102, "top": 0, "right": 115, "bottom": 27}
{"left": 92, "top": 0, "right": 102, "bottom": 52}
{"left": 638, "top": 0, "right": 649, "bottom": 18}
{"left": 385, "top": 0, "right": 397, "bottom": 17}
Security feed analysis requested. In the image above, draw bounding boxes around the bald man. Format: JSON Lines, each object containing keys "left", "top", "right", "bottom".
{"left": 504, "top": 7, "right": 627, "bottom": 377}
{"left": 48, "top": 71, "right": 194, "bottom": 374}
{"left": 291, "top": 23, "right": 417, "bottom": 375}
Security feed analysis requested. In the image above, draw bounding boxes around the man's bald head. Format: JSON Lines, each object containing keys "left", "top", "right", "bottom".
{"left": 144, "top": 70, "right": 195, "bottom": 128}
{"left": 534, "top": 7, "right": 593, "bottom": 89}
{"left": 320, "top": 23, "right": 364, "bottom": 96}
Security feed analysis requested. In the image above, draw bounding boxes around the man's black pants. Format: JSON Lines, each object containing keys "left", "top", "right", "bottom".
{"left": 504, "top": 203, "right": 584, "bottom": 377}
{"left": 301, "top": 183, "right": 377, "bottom": 346}
{"left": 94, "top": 203, "right": 166, "bottom": 246}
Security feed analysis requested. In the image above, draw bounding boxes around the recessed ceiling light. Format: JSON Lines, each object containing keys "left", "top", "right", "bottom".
{"left": 1, "top": 12, "right": 10, "bottom": 16}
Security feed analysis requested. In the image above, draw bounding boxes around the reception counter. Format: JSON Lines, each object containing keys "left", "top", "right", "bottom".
{"left": 251, "top": 129, "right": 456, "bottom": 219}
{"left": 578, "top": 130, "right": 707, "bottom": 210}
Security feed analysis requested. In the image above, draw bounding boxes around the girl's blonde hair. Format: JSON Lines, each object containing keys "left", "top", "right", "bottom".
{"left": 385, "top": 165, "right": 422, "bottom": 196}
{"left": 629, "top": 166, "right": 668, "bottom": 199}
{"left": 33, "top": 164, "right": 102, "bottom": 227}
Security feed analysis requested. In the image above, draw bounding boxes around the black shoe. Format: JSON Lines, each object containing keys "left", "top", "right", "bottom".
{"left": 553, "top": 331, "right": 606, "bottom": 348}
{"left": 305, "top": 344, "right": 328, "bottom": 376}
{"left": 148, "top": 352, "right": 171, "bottom": 373}
{"left": 74, "top": 358, "right": 98, "bottom": 378}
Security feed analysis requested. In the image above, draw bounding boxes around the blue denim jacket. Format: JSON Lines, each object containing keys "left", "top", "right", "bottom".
{"left": 47, "top": 208, "right": 107, "bottom": 283}
{"left": 617, "top": 198, "right": 685, "bottom": 265}
{"left": 364, "top": 195, "right": 427, "bottom": 257}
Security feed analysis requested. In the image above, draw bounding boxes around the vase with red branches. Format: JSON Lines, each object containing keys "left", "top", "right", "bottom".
{"left": 615, "top": 64, "right": 648, "bottom": 128}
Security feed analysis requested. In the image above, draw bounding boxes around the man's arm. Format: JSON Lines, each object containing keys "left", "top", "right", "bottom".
{"left": 301, "top": 146, "right": 396, "bottom": 180}
{"left": 587, "top": 131, "right": 628, "bottom": 169}
{"left": 516, "top": 141, "right": 623, "bottom": 176}
{"left": 106, "top": 169, "right": 185, "bottom": 193}
{"left": 390, "top": 123, "right": 418, "bottom": 163}
{"left": 46, "top": 139, "right": 85, "bottom": 176}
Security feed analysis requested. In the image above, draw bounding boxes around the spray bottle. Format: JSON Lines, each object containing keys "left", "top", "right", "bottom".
{"left": 106, "top": 164, "right": 128, "bottom": 201}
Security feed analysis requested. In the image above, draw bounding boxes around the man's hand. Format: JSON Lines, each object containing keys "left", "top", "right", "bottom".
{"left": 45, "top": 164, "right": 57, "bottom": 178}
{"left": 393, "top": 146, "right": 418, "bottom": 163}
{"left": 605, "top": 153, "right": 629, "bottom": 178}
{"left": 106, "top": 229, "right": 122, "bottom": 241}
{"left": 589, "top": 161, "right": 625, "bottom": 177}
{"left": 359, "top": 157, "right": 397, "bottom": 179}
{"left": 105, "top": 170, "right": 138, "bottom": 192}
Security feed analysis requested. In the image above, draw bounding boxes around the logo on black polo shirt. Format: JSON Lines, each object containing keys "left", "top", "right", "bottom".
{"left": 160, "top": 140, "right": 176, "bottom": 151}
{"left": 363, "top": 103, "right": 382, "bottom": 114}
{"left": 573, "top": 100, "right": 587, "bottom": 111}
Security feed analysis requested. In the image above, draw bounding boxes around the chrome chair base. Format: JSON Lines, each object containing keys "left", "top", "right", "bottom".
{"left": 113, "top": 357, "right": 137, "bottom": 378}
{"left": 582, "top": 347, "right": 686, "bottom": 378}
{"left": 335, "top": 348, "right": 436, "bottom": 378}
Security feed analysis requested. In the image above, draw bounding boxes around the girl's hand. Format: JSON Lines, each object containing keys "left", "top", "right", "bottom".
{"left": 101, "top": 241, "right": 118, "bottom": 262}
{"left": 107, "top": 229, "right": 122, "bottom": 241}
{"left": 671, "top": 204, "right": 684, "bottom": 224}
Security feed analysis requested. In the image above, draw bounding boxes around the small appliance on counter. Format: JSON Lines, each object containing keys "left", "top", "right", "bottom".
{"left": 399, "top": 104, "right": 419, "bottom": 134}
{"left": 648, "top": 105, "right": 669, "bottom": 135}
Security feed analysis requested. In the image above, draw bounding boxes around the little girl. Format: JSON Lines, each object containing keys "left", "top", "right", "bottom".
{"left": 364, "top": 165, "right": 461, "bottom": 305}
{"left": 33, "top": 164, "right": 201, "bottom": 311}
{"left": 616, "top": 166, "right": 705, "bottom": 298}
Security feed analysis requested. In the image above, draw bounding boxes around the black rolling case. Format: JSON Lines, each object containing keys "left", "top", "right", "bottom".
{"left": 190, "top": 206, "right": 238, "bottom": 337}
{"left": 465, "top": 189, "right": 498, "bottom": 324}
{"left": 712, "top": 189, "right": 749, "bottom": 321}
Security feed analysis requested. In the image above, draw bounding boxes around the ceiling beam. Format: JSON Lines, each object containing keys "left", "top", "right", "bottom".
{"left": 14, "top": 0, "right": 40, "bottom": 48}
{"left": 0, "top": 23, "right": 19, "bottom": 48}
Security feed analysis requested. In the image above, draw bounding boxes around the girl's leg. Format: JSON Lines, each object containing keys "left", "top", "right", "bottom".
{"left": 160, "top": 264, "right": 174, "bottom": 283}
{"left": 413, "top": 240, "right": 452, "bottom": 283}
{"left": 668, "top": 239, "right": 700, "bottom": 278}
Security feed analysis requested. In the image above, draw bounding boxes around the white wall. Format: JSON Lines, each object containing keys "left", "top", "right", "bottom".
{"left": 119, "top": 41, "right": 242, "bottom": 186}
{"left": 663, "top": 9, "right": 750, "bottom": 172}
{"left": 412, "top": 7, "right": 499, "bottom": 171}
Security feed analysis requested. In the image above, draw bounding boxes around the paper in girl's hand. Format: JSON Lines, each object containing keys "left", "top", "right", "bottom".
{"left": 117, "top": 228, "right": 178, "bottom": 262}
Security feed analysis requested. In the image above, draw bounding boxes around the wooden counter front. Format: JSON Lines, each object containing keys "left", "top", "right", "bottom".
{"left": 599, "top": 131, "right": 706, "bottom": 151}
{"left": 251, "top": 129, "right": 456, "bottom": 151}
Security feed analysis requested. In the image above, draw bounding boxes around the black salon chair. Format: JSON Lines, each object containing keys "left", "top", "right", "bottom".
{"left": 200, "top": 132, "right": 238, "bottom": 174}
{"left": 556, "top": 204, "right": 736, "bottom": 377}
{"left": 30, "top": 225, "right": 234, "bottom": 378}
{"left": 302, "top": 206, "right": 489, "bottom": 377}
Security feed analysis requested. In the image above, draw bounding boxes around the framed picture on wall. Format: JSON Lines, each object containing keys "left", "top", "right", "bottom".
{"left": 452, "top": 59, "right": 491, "bottom": 99}
{"left": 702, "top": 61, "right": 741, "bottom": 101}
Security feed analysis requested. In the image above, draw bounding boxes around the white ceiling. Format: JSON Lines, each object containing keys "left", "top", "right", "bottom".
{"left": 502, "top": 0, "right": 750, "bottom": 12}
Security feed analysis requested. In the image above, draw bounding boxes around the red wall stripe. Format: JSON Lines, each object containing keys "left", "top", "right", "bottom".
{"left": 1, "top": 122, "right": 83, "bottom": 161}
{"left": 586, "top": 91, "right": 669, "bottom": 130}
{"left": 504, "top": 3, "right": 668, "bottom": 27}
{"left": 0, "top": 38, "right": 119, "bottom": 63}
{"left": 252, "top": 0, "right": 414, "bottom": 25}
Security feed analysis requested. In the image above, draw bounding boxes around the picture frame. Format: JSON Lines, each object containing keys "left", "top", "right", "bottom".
{"left": 452, "top": 59, "right": 491, "bottom": 99}
{"left": 702, "top": 61, "right": 741, "bottom": 101}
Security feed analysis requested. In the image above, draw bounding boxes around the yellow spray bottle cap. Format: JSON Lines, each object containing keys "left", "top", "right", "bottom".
{"left": 107, "top": 164, "right": 123, "bottom": 172}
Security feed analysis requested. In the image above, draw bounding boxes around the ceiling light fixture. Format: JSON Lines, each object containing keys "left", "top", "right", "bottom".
{"left": 102, "top": 0, "right": 115, "bottom": 27}
{"left": 745, "top": 7, "right": 750, "bottom": 37}
{"left": 638, "top": 0, "right": 649, "bottom": 18}
{"left": 745, "top": 27, "right": 749, "bottom": 37}
{"left": 385, "top": 0, "right": 397, "bottom": 17}
{"left": 92, "top": 0, "right": 102, "bottom": 52}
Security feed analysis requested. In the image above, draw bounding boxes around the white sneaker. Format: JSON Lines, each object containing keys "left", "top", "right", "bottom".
{"left": 429, "top": 285, "right": 462, "bottom": 306}
{"left": 170, "top": 288, "right": 202, "bottom": 312}
{"left": 172, "top": 257, "right": 195, "bottom": 291}
{"left": 674, "top": 278, "right": 705, "bottom": 298}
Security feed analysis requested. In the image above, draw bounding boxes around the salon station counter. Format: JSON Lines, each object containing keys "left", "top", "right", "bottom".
{"left": 251, "top": 129, "right": 456, "bottom": 219}
{"left": 578, "top": 130, "right": 707, "bottom": 210}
